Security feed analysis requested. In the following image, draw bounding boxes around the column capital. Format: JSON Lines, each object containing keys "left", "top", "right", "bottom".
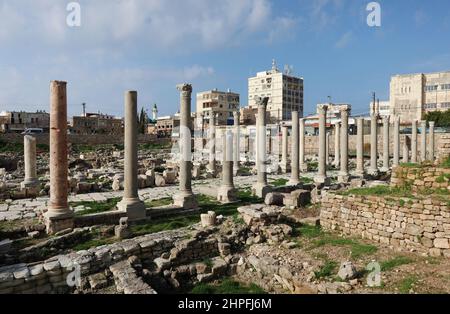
{"left": 317, "top": 104, "right": 328, "bottom": 114}
{"left": 176, "top": 83, "right": 192, "bottom": 95}
{"left": 338, "top": 105, "right": 351, "bottom": 113}
{"left": 233, "top": 110, "right": 240, "bottom": 119}
{"left": 255, "top": 96, "right": 269, "bottom": 109}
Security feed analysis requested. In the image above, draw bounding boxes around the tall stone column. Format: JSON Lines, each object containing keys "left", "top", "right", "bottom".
{"left": 288, "top": 110, "right": 300, "bottom": 185}
{"left": 44, "top": 81, "right": 73, "bottom": 234}
{"left": 429, "top": 121, "right": 435, "bottom": 162}
{"left": 356, "top": 118, "right": 364, "bottom": 177}
{"left": 21, "top": 135, "right": 39, "bottom": 189}
{"left": 381, "top": 116, "right": 390, "bottom": 172}
{"left": 411, "top": 120, "right": 418, "bottom": 163}
{"left": 393, "top": 116, "right": 400, "bottom": 167}
{"left": 233, "top": 110, "right": 240, "bottom": 174}
{"left": 252, "top": 97, "right": 271, "bottom": 198}
{"left": 338, "top": 106, "right": 350, "bottom": 182}
{"left": 403, "top": 136, "right": 410, "bottom": 163}
{"left": 208, "top": 112, "right": 217, "bottom": 173}
{"left": 299, "top": 118, "right": 307, "bottom": 172}
{"left": 117, "top": 91, "right": 146, "bottom": 220}
{"left": 368, "top": 113, "right": 379, "bottom": 176}
{"left": 334, "top": 122, "right": 340, "bottom": 168}
{"left": 420, "top": 120, "right": 427, "bottom": 162}
{"left": 314, "top": 104, "right": 330, "bottom": 185}
{"left": 173, "top": 84, "right": 198, "bottom": 209}
{"left": 280, "top": 126, "right": 289, "bottom": 173}
{"left": 217, "top": 129, "right": 237, "bottom": 203}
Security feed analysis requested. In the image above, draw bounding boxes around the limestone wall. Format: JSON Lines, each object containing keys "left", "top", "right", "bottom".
{"left": 391, "top": 166, "right": 450, "bottom": 191}
{"left": 320, "top": 193, "right": 450, "bottom": 257}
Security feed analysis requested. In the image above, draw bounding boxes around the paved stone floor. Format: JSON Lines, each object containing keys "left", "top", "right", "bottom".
{"left": 0, "top": 170, "right": 345, "bottom": 222}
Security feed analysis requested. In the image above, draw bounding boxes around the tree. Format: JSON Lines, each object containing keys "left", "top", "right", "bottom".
{"left": 138, "top": 107, "right": 147, "bottom": 134}
{"left": 424, "top": 109, "right": 450, "bottom": 128}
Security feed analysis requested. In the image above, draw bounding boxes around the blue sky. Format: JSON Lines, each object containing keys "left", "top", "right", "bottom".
{"left": 0, "top": 0, "right": 449, "bottom": 118}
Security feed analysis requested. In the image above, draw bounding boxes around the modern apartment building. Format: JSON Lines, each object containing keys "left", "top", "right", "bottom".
{"left": 248, "top": 60, "right": 304, "bottom": 122}
{"left": 196, "top": 89, "right": 240, "bottom": 129}
{"left": 390, "top": 70, "right": 450, "bottom": 123}
{"left": 69, "top": 112, "right": 123, "bottom": 135}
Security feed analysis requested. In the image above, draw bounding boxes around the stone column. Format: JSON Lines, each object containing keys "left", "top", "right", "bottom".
{"left": 314, "top": 104, "right": 330, "bottom": 185}
{"left": 117, "top": 91, "right": 146, "bottom": 220}
{"left": 289, "top": 110, "right": 300, "bottom": 185}
{"left": 233, "top": 110, "right": 240, "bottom": 174}
{"left": 280, "top": 126, "right": 289, "bottom": 173}
{"left": 411, "top": 120, "right": 418, "bottom": 163}
{"left": 334, "top": 122, "right": 340, "bottom": 168}
{"left": 217, "top": 129, "right": 237, "bottom": 203}
{"left": 326, "top": 132, "right": 330, "bottom": 166}
{"left": 173, "top": 84, "right": 198, "bottom": 209}
{"left": 356, "top": 118, "right": 364, "bottom": 177}
{"left": 21, "top": 135, "right": 39, "bottom": 189}
{"left": 393, "top": 116, "right": 400, "bottom": 167}
{"left": 338, "top": 106, "right": 350, "bottom": 182}
{"left": 381, "top": 116, "right": 390, "bottom": 172}
{"left": 44, "top": 81, "right": 73, "bottom": 234}
{"left": 420, "top": 120, "right": 427, "bottom": 162}
{"left": 403, "top": 136, "right": 410, "bottom": 163}
{"left": 208, "top": 112, "right": 217, "bottom": 173}
{"left": 252, "top": 97, "right": 271, "bottom": 198}
{"left": 299, "top": 118, "right": 307, "bottom": 172}
{"left": 368, "top": 113, "right": 379, "bottom": 176}
{"left": 429, "top": 121, "right": 435, "bottom": 162}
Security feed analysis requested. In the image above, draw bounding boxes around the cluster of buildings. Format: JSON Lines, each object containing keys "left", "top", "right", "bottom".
{"left": 1, "top": 64, "right": 449, "bottom": 137}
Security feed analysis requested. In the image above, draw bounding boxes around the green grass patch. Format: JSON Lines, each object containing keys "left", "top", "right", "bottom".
{"left": 338, "top": 185, "right": 415, "bottom": 198}
{"left": 295, "top": 224, "right": 323, "bottom": 238}
{"left": 397, "top": 275, "right": 419, "bottom": 294}
{"left": 441, "top": 156, "right": 450, "bottom": 169}
{"left": 71, "top": 197, "right": 121, "bottom": 216}
{"left": 139, "top": 142, "right": 171, "bottom": 150}
{"left": 270, "top": 178, "right": 289, "bottom": 187}
{"left": 300, "top": 176, "right": 313, "bottom": 184}
{"left": 399, "top": 163, "right": 421, "bottom": 168}
{"left": 145, "top": 198, "right": 172, "bottom": 208}
{"left": 191, "top": 278, "right": 266, "bottom": 294}
{"left": 380, "top": 256, "right": 415, "bottom": 271}
{"left": 314, "top": 260, "right": 337, "bottom": 279}
{"left": 312, "top": 236, "right": 377, "bottom": 259}
{"left": 72, "top": 237, "right": 116, "bottom": 251}
{"left": 0, "top": 139, "right": 23, "bottom": 153}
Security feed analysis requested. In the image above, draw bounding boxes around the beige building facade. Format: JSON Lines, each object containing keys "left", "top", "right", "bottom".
{"left": 248, "top": 61, "right": 304, "bottom": 123}
{"left": 390, "top": 70, "right": 450, "bottom": 123}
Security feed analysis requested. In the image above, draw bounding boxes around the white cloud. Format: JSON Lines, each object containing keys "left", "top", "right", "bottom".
{"left": 335, "top": 31, "right": 352, "bottom": 48}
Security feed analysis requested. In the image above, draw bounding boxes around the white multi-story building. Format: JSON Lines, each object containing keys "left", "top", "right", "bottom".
{"left": 390, "top": 70, "right": 450, "bottom": 123}
{"left": 248, "top": 60, "right": 304, "bottom": 122}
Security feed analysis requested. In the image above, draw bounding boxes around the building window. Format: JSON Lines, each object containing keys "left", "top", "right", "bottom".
{"left": 425, "top": 85, "right": 438, "bottom": 92}
{"left": 425, "top": 103, "right": 437, "bottom": 109}
{"left": 441, "top": 102, "right": 450, "bottom": 109}
{"left": 441, "top": 84, "right": 450, "bottom": 90}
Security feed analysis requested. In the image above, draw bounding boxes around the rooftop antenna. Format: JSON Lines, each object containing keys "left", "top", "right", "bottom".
{"left": 272, "top": 59, "right": 278, "bottom": 72}
{"left": 284, "top": 65, "right": 294, "bottom": 75}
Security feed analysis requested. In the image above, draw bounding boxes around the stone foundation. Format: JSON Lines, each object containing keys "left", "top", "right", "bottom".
{"left": 320, "top": 193, "right": 450, "bottom": 257}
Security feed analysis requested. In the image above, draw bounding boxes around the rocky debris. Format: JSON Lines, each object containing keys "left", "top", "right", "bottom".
{"left": 110, "top": 259, "right": 157, "bottom": 294}
{"left": 0, "top": 239, "right": 12, "bottom": 255}
{"left": 337, "top": 261, "right": 357, "bottom": 281}
{"left": 283, "top": 190, "right": 311, "bottom": 209}
{"left": 264, "top": 192, "right": 285, "bottom": 206}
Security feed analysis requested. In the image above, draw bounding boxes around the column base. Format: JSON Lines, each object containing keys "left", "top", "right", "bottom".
{"left": 314, "top": 175, "right": 331, "bottom": 186}
{"left": 288, "top": 178, "right": 300, "bottom": 186}
{"left": 251, "top": 182, "right": 271, "bottom": 199}
{"left": 380, "top": 167, "right": 390, "bottom": 173}
{"left": 338, "top": 173, "right": 350, "bottom": 183}
{"left": 355, "top": 170, "right": 365, "bottom": 178}
{"left": 217, "top": 186, "right": 238, "bottom": 204}
{"left": 117, "top": 198, "right": 146, "bottom": 221}
{"left": 20, "top": 179, "right": 39, "bottom": 189}
{"left": 173, "top": 192, "right": 198, "bottom": 210}
{"left": 44, "top": 211, "right": 74, "bottom": 235}
{"left": 300, "top": 163, "right": 308, "bottom": 172}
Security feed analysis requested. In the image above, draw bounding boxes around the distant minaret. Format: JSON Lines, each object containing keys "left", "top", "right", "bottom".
{"left": 272, "top": 59, "right": 278, "bottom": 72}
{"left": 82, "top": 103, "right": 86, "bottom": 117}
{"left": 152, "top": 104, "right": 158, "bottom": 121}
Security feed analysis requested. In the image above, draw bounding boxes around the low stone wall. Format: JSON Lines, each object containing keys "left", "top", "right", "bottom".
{"left": 0, "top": 133, "right": 168, "bottom": 146}
{"left": 320, "top": 193, "right": 450, "bottom": 257}
{"left": 391, "top": 166, "right": 450, "bottom": 191}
